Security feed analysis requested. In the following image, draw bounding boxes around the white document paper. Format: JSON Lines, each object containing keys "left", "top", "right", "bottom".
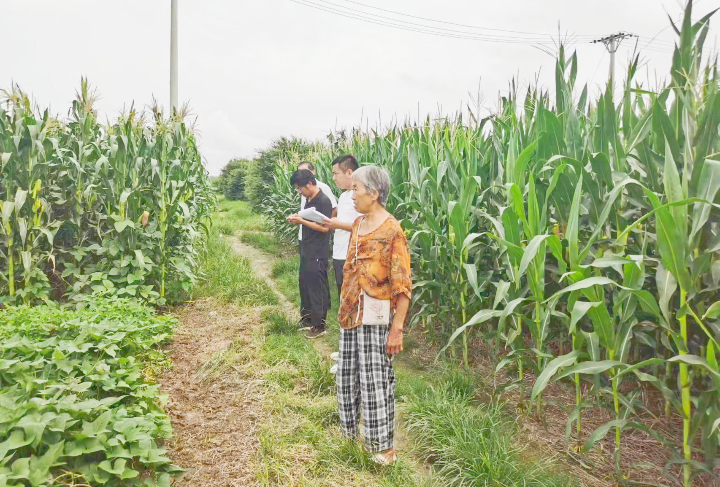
{"left": 298, "top": 207, "right": 327, "bottom": 223}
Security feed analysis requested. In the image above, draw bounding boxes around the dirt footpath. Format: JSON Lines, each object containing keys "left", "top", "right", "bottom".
{"left": 160, "top": 299, "right": 264, "bottom": 487}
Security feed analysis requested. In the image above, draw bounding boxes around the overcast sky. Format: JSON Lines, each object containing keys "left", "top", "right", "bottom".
{"left": 3, "top": 1, "right": 719, "bottom": 175}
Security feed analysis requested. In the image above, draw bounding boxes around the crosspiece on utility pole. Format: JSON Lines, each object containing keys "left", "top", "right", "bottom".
{"left": 593, "top": 32, "right": 637, "bottom": 90}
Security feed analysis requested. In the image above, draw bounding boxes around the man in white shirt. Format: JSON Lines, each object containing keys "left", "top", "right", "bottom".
{"left": 322, "top": 155, "right": 361, "bottom": 297}
{"left": 287, "top": 161, "right": 337, "bottom": 328}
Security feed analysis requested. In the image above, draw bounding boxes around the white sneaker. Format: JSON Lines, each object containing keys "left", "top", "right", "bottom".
{"left": 330, "top": 352, "right": 339, "bottom": 361}
{"left": 330, "top": 364, "right": 338, "bottom": 375}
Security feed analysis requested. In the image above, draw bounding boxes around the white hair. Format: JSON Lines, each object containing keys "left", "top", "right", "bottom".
{"left": 352, "top": 165, "right": 390, "bottom": 207}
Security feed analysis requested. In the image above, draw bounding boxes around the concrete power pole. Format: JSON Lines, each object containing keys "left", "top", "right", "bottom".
{"left": 170, "top": 0, "right": 179, "bottom": 113}
{"left": 593, "top": 32, "right": 636, "bottom": 91}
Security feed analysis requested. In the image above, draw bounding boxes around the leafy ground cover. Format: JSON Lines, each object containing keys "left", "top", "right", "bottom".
{"left": 0, "top": 297, "right": 180, "bottom": 486}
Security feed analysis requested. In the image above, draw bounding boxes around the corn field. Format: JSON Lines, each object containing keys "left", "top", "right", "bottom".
{"left": 0, "top": 81, "right": 214, "bottom": 306}
{"left": 257, "top": 3, "right": 720, "bottom": 484}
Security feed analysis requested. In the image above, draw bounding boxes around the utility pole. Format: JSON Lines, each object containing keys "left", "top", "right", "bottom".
{"left": 170, "top": 0, "right": 179, "bottom": 113}
{"left": 592, "top": 32, "right": 636, "bottom": 91}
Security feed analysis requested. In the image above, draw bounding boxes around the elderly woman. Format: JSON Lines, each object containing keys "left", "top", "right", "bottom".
{"left": 337, "top": 165, "right": 411, "bottom": 465}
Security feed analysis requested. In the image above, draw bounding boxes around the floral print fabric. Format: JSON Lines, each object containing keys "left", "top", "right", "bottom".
{"left": 338, "top": 216, "right": 412, "bottom": 330}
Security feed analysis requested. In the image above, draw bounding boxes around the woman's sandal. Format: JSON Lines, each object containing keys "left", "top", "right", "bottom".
{"left": 371, "top": 449, "right": 397, "bottom": 466}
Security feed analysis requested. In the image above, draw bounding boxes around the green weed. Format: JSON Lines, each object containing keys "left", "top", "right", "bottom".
{"left": 271, "top": 257, "right": 300, "bottom": 278}
{"left": 193, "top": 232, "right": 278, "bottom": 306}
{"left": 262, "top": 334, "right": 315, "bottom": 367}
{"left": 262, "top": 309, "right": 297, "bottom": 335}
{"left": 302, "top": 354, "right": 336, "bottom": 397}
{"left": 241, "top": 231, "right": 289, "bottom": 255}
{"left": 403, "top": 384, "right": 576, "bottom": 486}
{"left": 215, "top": 200, "right": 268, "bottom": 235}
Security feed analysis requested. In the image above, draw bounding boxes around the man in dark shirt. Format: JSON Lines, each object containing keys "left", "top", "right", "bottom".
{"left": 285, "top": 169, "right": 332, "bottom": 338}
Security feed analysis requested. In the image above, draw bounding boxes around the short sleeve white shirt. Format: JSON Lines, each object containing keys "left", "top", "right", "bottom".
{"left": 299, "top": 180, "right": 337, "bottom": 240}
{"left": 332, "top": 191, "right": 362, "bottom": 260}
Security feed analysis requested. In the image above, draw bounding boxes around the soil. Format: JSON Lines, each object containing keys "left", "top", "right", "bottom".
{"left": 160, "top": 235, "right": 297, "bottom": 487}
{"left": 159, "top": 300, "right": 265, "bottom": 487}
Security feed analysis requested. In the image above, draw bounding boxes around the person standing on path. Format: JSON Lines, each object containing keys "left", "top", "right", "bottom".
{"left": 286, "top": 169, "right": 333, "bottom": 338}
{"left": 322, "top": 154, "right": 361, "bottom": 296}
{"left": 336, "top": 166, "right": 411, "bottom": 465}
{"left": 297, "top": 161, "right": 338, "bottom": 237}
{"left": 288, "top": 161, "right": 337, "bottom": 328}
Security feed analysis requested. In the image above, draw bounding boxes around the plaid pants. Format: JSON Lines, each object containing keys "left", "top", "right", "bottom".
{"left": 337, "top": 325, "right": 396, "bottom": 452}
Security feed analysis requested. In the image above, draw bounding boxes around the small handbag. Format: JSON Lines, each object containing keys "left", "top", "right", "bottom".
{"left": 353, "top": 217, "right": 391, "bottom": 326}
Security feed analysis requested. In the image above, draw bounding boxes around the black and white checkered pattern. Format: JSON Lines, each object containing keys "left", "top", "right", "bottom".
{"left": 336, "top": 325, "right": 396, "bottom": 453}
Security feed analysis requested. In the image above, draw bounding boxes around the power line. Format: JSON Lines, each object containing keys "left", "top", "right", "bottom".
{"left": 310, "top": 0, "right": 570, "bottom": 42}
{"left": 291, "top": 0, "right": 568, "bottom": 44}
{"left": 330, "top": 0, "right": 684, "bottom": 49}
{"left": 333, "top": 0, "right": 597, "bottom": 39}
{"left": 289, "top": 0, "right": 570, "bottom": 45}
{"left": 588, "top": 49, "right": 607, "bottom": 88}
{"left": 291, "top": 0, "right": 701, "bottom": 55}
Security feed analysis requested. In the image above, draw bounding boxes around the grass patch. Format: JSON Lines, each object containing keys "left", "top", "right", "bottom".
{"left": 262, "top": 309, "right": 297, "bottom": 335}
{"left": 271, "top": 257, "right": 300, "bottom": 278}
{"left": 262, "top": 333, "right": 316, "bottom": 367}
{"left": 316, "top": 436, "right": 421, "bottom": 483}
{"left": 241, "top": 231, "right": 290, "bottom": 255}
{"left": 194, "top": 232, "right": 278, "bottom": 306}
{"left": 273, "top": 257, "right": 301, "bottom": 307}
{"left": 395, "top": 367, "right": 434, "bottom": 400}
{"left": 257, "top": 391, "right": 426, "bottom": 486}
{"left": 403, "top": 384, "right": 577, "bottom": 486}
{"left": 215, "top": 199, "right": 267, "bottom": 235}
{"left": 303, "top": 353, "right": 336, "bottom": 396}
{"left": 255, "top": 307, "right": 435, "bottom": 486}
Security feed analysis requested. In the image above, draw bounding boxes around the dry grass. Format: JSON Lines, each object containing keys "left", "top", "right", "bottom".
{"left": 160, "top": 299, "right": 268, "bottom": 487}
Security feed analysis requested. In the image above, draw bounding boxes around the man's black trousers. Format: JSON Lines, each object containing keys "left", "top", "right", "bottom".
{"left": 299, "top": 256, "right": 329, "bottom": 330}
{"left": 333, "top": 259, "right": 345, "bottom": 297}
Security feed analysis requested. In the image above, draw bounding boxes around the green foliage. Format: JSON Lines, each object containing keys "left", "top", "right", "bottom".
{"left": 213, "top": 199, "right": 267, "bottom": 236}
{"left": 271, "top": 256, "right": 300, "bottom": 306}
{"left": 240, "top": 232, "right": 288, "bottom": 256}
{"left": 255, "top": 2, "right": 720, "bottom": 483}
{"left": 245, "top": 137, "right": 320, "bottom": 209}
{"left": 245, "top": 137, "right": 328, "bottom": 245}
{"left": 193, "top": 231, "right": 278, "bottom": 307}
{"left": 0, "top": 296, "right": 181, "bottom": 486}
{"left": 404, "top": 385, "right": 576, "bottom": 486}
{"left": 262, "top": 309, "right": 297, "bottom": 335}
{"left": 216, "top": 158, "right": 254, "bottom": 201}
{"left": 0, "top": 80, "right": 214, "bottom": 307}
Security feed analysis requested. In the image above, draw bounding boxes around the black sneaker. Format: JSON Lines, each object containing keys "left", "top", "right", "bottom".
{"left": 297, "top": 317, "right": 312, "bottom": 331}
{"left": 305, "top": 327, "right": 326, "bottom": 339}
